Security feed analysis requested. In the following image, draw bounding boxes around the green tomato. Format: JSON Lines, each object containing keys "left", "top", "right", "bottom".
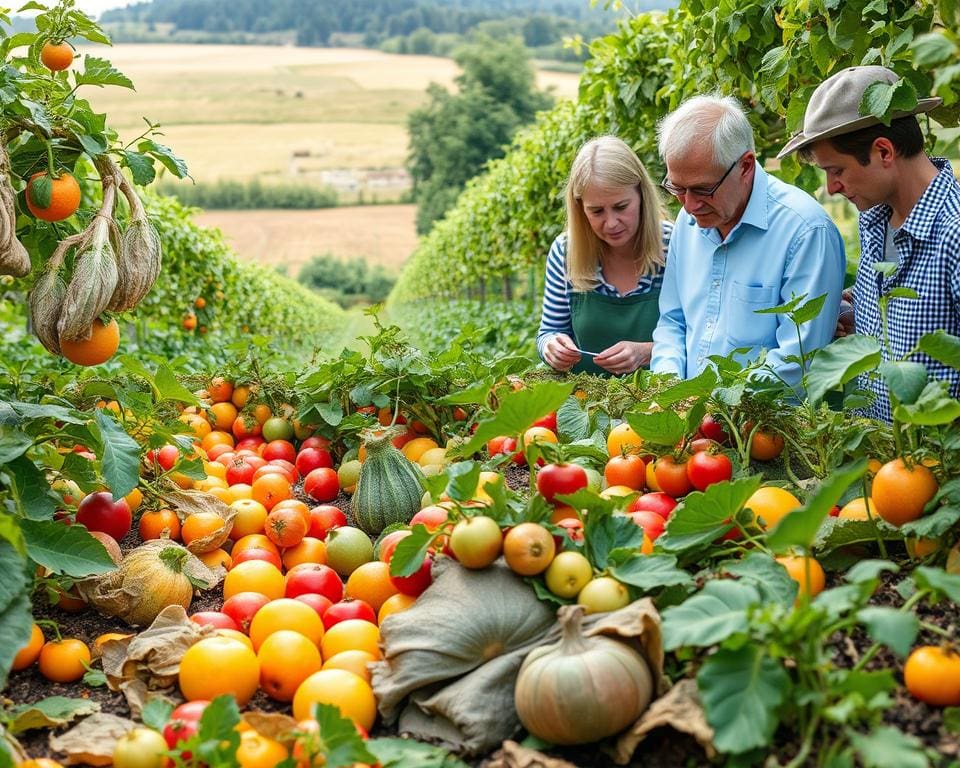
{"left": 113, "top": 726, "right": 168, "bottom": 768}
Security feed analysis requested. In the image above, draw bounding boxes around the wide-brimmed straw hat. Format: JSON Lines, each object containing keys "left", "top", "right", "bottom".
{"left": 777, "top": 66, "right": 941, "bottom": 158}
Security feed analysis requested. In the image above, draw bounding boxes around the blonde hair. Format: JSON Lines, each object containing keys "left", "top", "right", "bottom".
{"left": 565, "top": 136, "right": 666, "bottom": 291}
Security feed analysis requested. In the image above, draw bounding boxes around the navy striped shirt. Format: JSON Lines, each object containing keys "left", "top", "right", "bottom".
{"left": 536, "top": 221, "right": 673, "bottom": 360}
{"left": 855, "top": 157, "right": 960, "bottom": 421}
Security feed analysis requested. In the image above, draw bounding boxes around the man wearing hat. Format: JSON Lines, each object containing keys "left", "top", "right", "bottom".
{"left": 779, "top": 66, "right": 960, "bottom": 421}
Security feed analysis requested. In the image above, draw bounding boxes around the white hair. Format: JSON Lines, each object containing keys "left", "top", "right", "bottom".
{"left": 657, "top": 94, "right": 755, "bottom": 168}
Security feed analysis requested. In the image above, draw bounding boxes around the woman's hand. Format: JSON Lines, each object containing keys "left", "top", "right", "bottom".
{"left": 543, "top": 334, "right": 582, "bottom": 371}
{"left": 592, "top": 341, "right": 652, "bottom": 375}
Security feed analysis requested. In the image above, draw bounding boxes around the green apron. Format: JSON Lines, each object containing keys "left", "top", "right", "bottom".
{"left": 569, "top": 288, "right": 662, "bottom": 376}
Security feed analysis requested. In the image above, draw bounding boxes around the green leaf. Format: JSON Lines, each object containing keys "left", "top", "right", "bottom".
{"left": 21, "top": 520, "right": 117, "bottom": 577}
{"left": 583, "top": 509, "right": 644, "bottom": 570}
{"left": 141, "top": 698, "right": 173, "bottom": 731}
{"left": 309, "top": 703, "right": 378, "bottom": 767}
{"left": 917, "top": 331, "right": 960, "bottom": 369}
{"left": 455, "top": 381, "right": 574, "bottom": 457}
{"left": 944, "top": 707, "right": 960, "bottom": 735}
{"left": 910, "top": 32, "right": 957, "bottom": 67}
{"left": 834, "top": 668, "right": 897, "bottom": 701}
{"left": 318, "top": 400, "right": 344, "bottom": 427}
{"left": 901, "top": 505, "right": 960, "bottom": 538}
{"left": 120, "top": 150, "right": 155, "bottom": 185}
{"left": 6, "top": 455, "right": 57, "bottom": 521}
{"left": 861, "top": 79, "right": 919, "bottom": 125}
{"left": 556, "top": 397, "right": 589, "bottom": 443}
{"left": 722, "top": 552, "right": 798, "bottom": 607}
{"left": 814, "top": 517, "right": 903, "bottom": 556}
{"left": 389, "top": 525, "right": 434, "bottom": 578}
{"left": 155, "top": 365, "right": 200, "bottom": 404}
{"left": 444, "top": 461, "right": 481, "bottom": 503}
{"left": 879, "top": 361, "right": 928, "bottom": 406}
{"left": 367, "top": 736, "right": 470, "bottom": 768}
{"left": 658, "top": 476, "right": 763, "bottom": 553}
{"left": 94, "top": 410, "right": 141, "bottom": 498}
{"left": 856, "top": 607, "right": 918, "bottom": 657}
{"left": 846, "top": 559, "right": 899, "bottom": 584}
{"left": 645, "top": 367, "right": 717, "bottom": 407}
{"left": 0, "top": 426, "right": 33, "bottom": 464}
{"left": 28, "top": 173, "right": 52, "bottom": 208}
{"left": 190, "top": 695, "right": 241, "bottom": 765}
{"left": 893, "top": 383, "right": 960, "bottom": 426}
{"left": 767, "top": 460, "right": 866, "bottom": 553}
{"left": 624, "top": 409, "right": 685, "bottom": 448}
{"left": 138, "top": 139, "right": 191, "bottom": 180}
{"left": 806, "top": 335, "right": 881, "bottom": 407}
{"left": 914, "top": 565, "right": 960, "bottom": 603}
{"left": 74, "top": 56, "right": 135, "bottom": 89}
{"left": 849, "top": 725, "right": 929, "bottom": 768}
{"left": 0, "top": 542, "right": 32, "bottom": 690}
{"left": 610, "top": 554, "right": 693, "bottom": 592}
{"left": 7, "top": 696, "right": 100, "bottom": 735}
{"left": 697, "top": 644, "right": 789, "bottom": 754}
{"left": 661, "top": 580, "right": 759, "bottom": 650}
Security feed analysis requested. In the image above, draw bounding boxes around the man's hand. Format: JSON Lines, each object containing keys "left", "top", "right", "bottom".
{"left": 543, "top": 334, "right": 582, "bottom": 371}
{"left": 592, "top": 341, "right": 653, "bottom": 375}
{"left": 834, "top": 289, "right": 854, "bottom": 338}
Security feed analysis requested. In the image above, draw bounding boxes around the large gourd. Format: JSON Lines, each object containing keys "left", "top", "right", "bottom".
{"left": 352, "top": 428, "right": 424, "bottom": 535}
{"left": 514, "top": 604, "right": 654, "bottom": 744}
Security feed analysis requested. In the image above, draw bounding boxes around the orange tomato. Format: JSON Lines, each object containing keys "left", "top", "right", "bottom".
{"left": 292, "top": 668, "right": 377, "bottom": 730}
{"left": 181, "top": 512, "right": 227, "bottom": 551}
{"left": 265, "top": 506, "right": 308, "bottom": 549}
{"left": 776, "top": 555, "right": 826, "bottom": 600}
{"left": 229, "top": 499, "right": 269, "bottom": 539}
{"left": 139, "top": 509, "right": 182, "bottom": 541}
{"left": 322, "top": 649, "right": 377, "bottom": 684}
{"left": 12, "top": 623, "right": 45, "bottom": 671}
{"left": 345, "top": 561, "right": 399, "bottom": 614}
{"left": 179, "top": 636, "right": 259, "bottom": 706}
{"left": 249, "top": 598, "right": 325, "bottom": 651}
{"left": 236, "top": 730, "right": 289, "bottom": 768}
{"left": 282, "top": 537, "right": 328, "bottom": 570}
{"left": 603, "top": 454, "right": 646, "bottom": 491}
{"left": 232, "top": 533, "right": 280, "bottom": 557}
{"left": 606, "top": 422, "right": 644, "bottom": 457}
{"left": 502, "top": 522, "right": 555, "bottom": 576}
{"left": 197, "top": 547, "right": 232, "bottom": 570}
{"left": 871, "top": 458, "right": 939, "bottom": 527}
{"left": 256, "top": 629, "right": 323, "bottom": 701}
{"left": 377, "top": 592, "right": 417, "bottom": 624}
{"left": 320, "top": 619, "right": 381, "bottom": 661}
{"left": 223, "top": 560, "right": 286, "bottom": 601}
{"left": 208, "top": 377, "right": 234, "bottom": 404}
{"left": 400, "top": 437, "right": 439, "bottom": 463}
{"left": 251, "top": 474, "right": 293, "bottom": 511}
{"left": 38, "top": 638, "right": 91, "bottom": 683}
{"left": 201, "top": 430, "right": 235, "bottom": 454}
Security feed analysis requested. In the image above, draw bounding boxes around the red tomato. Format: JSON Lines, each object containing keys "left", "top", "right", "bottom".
{"left": 163, "top": 700, "right": 209, "bottom": 751}
{"left": 689, "top": 437, "right": 719, "bottom": 453}
{"left": 221, "top": 592, "right": 270, "bottom": 634}
{"left": 295, "top": 593, "right": 334, "bottom": 618}
{"left": 535, "top": 463, "right": 588, "bottom": 504}
{"left": 322, "top": 599, "right": 377, "bottom": 630}
{"left": 686, "top": 451, "right": 733, "bottom": 491}
{"left": 295, "top": 447, "right": 334, "bottom": 477}
{"left": 147, "top": 444, "right": 179, "bottom": 472}
{"left": 285, "top": 563, "right": 344, "bottom": 603}
{"left": 698, "top": 414, "right": 730, "bottom": 444}
{"left": 76, "top": 492, "right": 132, "bottom": 541}
{"left": 556, "top": 517, "right": 584, "bottom": 543}
{"left": 629, "top": 492, "right": 678, "bottom": 519}
{"left": 307, "top": 505, "right": 347, "bottom": 539}
{"left": 303, "top": 468, "right": 340, "bottom": 502}
{"left": 653, "top": 456, "right": 693, "bottom": 498}
{"left": 487, "top": 435, "right": 516, "bottom": 456}
{"left": 262, "top": 439, "right": 297, "bottom": 463}
{"left": 235, "top": 436, "right": 266, "bottom": 454}
{"left": 389, "top": 557, "right": 433, "bottom": 596}
{"left": 225, "top": 455, "right": 265, "bottom": 486}
{"left": 628, "top": 509, "right": 666, "bottom": 541}
{"left": 530, "top": 411, "right": 557, "bottom": 433}
{"left": 300, "top": 436, "right": 332, "bottom": 451}
{"left": 231, "top": 547, "right": 283, "bottom": 571}
{"left": 189, "top": 611, "right": 239, "bottom": 631}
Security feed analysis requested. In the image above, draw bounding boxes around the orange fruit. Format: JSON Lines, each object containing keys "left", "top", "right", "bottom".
{"left": 179, "top": 412, "right": 212, "bottom": 439}
{"left": 607, "top": 422, "right": 643, "bottom": 457}
{"left": 208, "top": 376, "right": 234, "bottom": 403}
{"left": 265, "top": 506, "right": 307, "bottom": 549}
{"left": 345, "top": 561, "right": 399, "bottom": 614}
{"left": 776, "top": 555, "right": 826, "bottom": 599}
{"left": 257, "top": 629, "right": 322, "bottom": 701}
{"left": 26, "top": 171, "right": 81, "bottom": 222}
{"left": 209, "top": 402, "right": 238, "bottom": 431}
{"left": 838, "top": 496, "right": 876, "bottom": 520}
{"left": 232, "top": 385, "right": 252, "bottom": 409}
{"left": 38, "top": 638, "right": 90, "bottom": 683}
{"left": 252, "top": 403, "right": 273, "bottom": 425}
{"left": 251, "top": 473, "right": 293, "bottom": 511}
{"left": 181, "top": 512, "right": 226, "bottom": 550}
{"left": 178, "top": 636, "right": 259, "bottom": 706}
{"left": 249, "top": 598, "right": 325, "bottom": 651}
{"left": 745, "top": 486, "right": 801, "bottom": 530}
{"left": 292, "top": 668, "right": 377, "bottom": 730}
{"left": 223, "top": 560, "right": 285, "bottom": 601}
{"left": 123, "top": 487, "right": 143, "bottom": 512}
{"left": 236, "top": 730, "right": 289, "bottom": 768}
{"left": 196, "top": 547, "right": 232, "bottom": 570}
{"left": 377, "top": 592, "right": 417, "bottom": 624}
{"left": 401, "top": 437, "right": 439, "bottom": 463}
{"left": 282, "top": 537, "right": 327, "bottom": 570}
{"left": 12, "top": 623, "right": 44, "bottom": 671}
{"left": 201, "top": 430, "right": 235, "bottom": 454}
{"left": 229, "top": 498, "right": 269, "bottom": 540}
{"left": 871, "top": 458, "right": 939, "bottom": 526}
{"left": 60, "top": 317, "right": 120, "bottom": 366}
{"left": 320, "top": 619, "right": 381, "bottom": 660}
{"left": 322, "top": 649, "right": 377, "bottom": 684}
{"left": 182, "top": 312, "right": 198, "bottom": 331}
{"left": 40, "top": 40, "right": 73, "bottom": 70}
{"left": 138, "top": 508, "right": 182, "bottom": 541}
{"left": 232, "top": 533, "right": 280, "bottom": 557}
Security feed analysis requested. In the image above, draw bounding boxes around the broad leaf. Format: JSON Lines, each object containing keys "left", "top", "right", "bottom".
{"left": 141, "top": 698, "right": 173, "bottom": 732}
{"left": 121, "top": 150, "right": 155, "bottom": 185}
{"left": 661, "top": 580, "right": 759, "bottom": 650}
{"left": 856, "top": 607, "right": 918, "bottom": 657}
{"left": 20, "top": 520, "right": 118, "bottom": 577}
{"left": 444, "top": 461, "right": 482, "bottom": 503}
{"left": 138, "top": 139, "right": 190, "bottom": 180}
{"left": 861, "top": 79, "right": 919, "bottom": 125}
{"left": 583, "top": 509, "right": 644, "bottom": 571}
{"left": 879, "top": 361, "right": 928, "bottom": 405}
{"left": 610, "top": 554, "right": 693, "bottom": 592}
{"left": 309, "top": 703, "right": 378, "bottom": 767}
{"left": 766, "top": 460, "right": 866, "bottom": 553}
{"left": 849, "top": 726, "right": 929, "bottom": 768}
{"left": 192, "top": 695, "right": 241, "bottom": 766}
{"left": 814, "top": 517, "right": 903, "bottom": 556}
{"left": 389, "top": 525, "right": 435, "bottom": 578}
{"left": 0, "top": 542, "right": 32, "bottom": 690}
{"left": 910, "top": 31, "right": 957, "bottom": 67}
{"left": 367, "top": 736, "right": 470, "bottom": 768}
{"left": 846, "top": 559, "right": 899, "bottom": 584}
{"left": 658, "top": 476, "right": 763, "bottom": 553}
{"left": 917, "top": 330, "right": 960, "bottom": 369}
{"left": 893, "top": 382, "right": 960, "bottom": 425}
{"left": 814, "top": 584, "right": 869, "bottom": 620}
{"left": 556, "top": 397, "right": 589, "bottom": 443}
{"left": 624, "top": 409, "right": 685, "bottom": 448}
{"left": 0, "top": 426, "right": 32, "bottom": 464}
{"left": 455, "top": 381, "right": 574, "bottom": 457}
{"left": 7, "top": 455, "right": 57, "bottom": 521}
{"left": 74, "top": 56, "right": 135, "bottom": 89}
{"left": 900, "top": 505, "right": 960, "bottom": 538}
{"left": 645, "top": 366, "right": 717, "bottom": 407}
{"left": 156, "top": 365, "right": 200, "bottom": 404}
{"left": 914, "top": 566, "right": 960, "bottom": 603}
{"left": 7, "top": 697, "right": 100, "bottom": 735}
{"left": 94, "top": 410, "right": 141, "bottom": 498}
{"left": 698, "top": 645, "right": 789, "bottom": 754}
{"left": 806, "top": 335, "right": 881, "bottom": 407}
{"left": 722, "top": 552, "right": 798, "bottom": 608}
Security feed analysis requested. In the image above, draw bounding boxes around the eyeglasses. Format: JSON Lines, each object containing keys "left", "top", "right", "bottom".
{"left": 661, "top": 155, "right": 742, "bottom": 198}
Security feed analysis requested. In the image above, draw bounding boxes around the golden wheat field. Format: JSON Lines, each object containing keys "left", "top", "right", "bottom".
{"left": 78, "top": 44, "right": 579, "bottom": 267}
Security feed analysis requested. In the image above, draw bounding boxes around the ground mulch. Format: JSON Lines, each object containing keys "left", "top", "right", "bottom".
{"left": 5, "top": 475, "right": 959, "bottom": 767}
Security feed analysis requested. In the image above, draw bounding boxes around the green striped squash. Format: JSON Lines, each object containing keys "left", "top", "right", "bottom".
{"left": 352, "top": 430, "right": 424, "bottom": 536}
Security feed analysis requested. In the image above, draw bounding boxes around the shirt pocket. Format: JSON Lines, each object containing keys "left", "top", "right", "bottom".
{"left": 728, "top": 281, "right": 778, "bottom": 349}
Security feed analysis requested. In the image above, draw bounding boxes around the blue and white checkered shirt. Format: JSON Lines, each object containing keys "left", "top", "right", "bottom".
{"left": 855, "top": 158, "right": 960, "bottom": 421}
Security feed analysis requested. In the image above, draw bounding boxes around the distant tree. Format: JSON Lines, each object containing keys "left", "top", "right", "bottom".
{"left": 297, "top": 254, "right": 396, "bottom": 307}
{"left": 408, "top": 27, "right": 435, "bottom": 54}
{"left": 407, "top": 35, "right": 552, "bottom": 234}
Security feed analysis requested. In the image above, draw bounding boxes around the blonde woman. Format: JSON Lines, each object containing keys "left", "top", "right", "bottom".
{"left": 537, "top": 136, "right": 672, "bottom": 375}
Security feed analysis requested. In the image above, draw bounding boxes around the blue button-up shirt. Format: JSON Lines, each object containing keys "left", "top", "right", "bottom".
{"left": 651, "top": 166, "right": 846, "bottom": 389}
{"left": 855, "top": 158, "right": 960, "bottom": 422}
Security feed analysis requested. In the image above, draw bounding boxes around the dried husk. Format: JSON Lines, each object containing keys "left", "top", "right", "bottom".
{"left": 57, "top": 185, "right": 119, "bottom": 342}
{"left": 109, "top": 171, "right": 162, "bottom": 311}
{"left": 28, "top": 241, "right": 72, "bottom": 354}
{"left": 0, "top": 145, "right": 30, "bottom": 277}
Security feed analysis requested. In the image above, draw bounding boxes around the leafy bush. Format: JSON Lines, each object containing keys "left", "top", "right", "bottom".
{"left": 154, "top": 177, "right": 339, "bottom": 209}
{"left": 298, "top": 253, "right": 396, "bottom": 308}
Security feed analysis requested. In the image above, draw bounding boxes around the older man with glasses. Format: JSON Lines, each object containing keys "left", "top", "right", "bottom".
{"left": 650, "top": 94, "right": 846, "bottom": 390}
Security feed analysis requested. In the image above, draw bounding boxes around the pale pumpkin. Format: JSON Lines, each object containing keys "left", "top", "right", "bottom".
{"left": 514, "top": 604, "right": 653, "bottom": 744}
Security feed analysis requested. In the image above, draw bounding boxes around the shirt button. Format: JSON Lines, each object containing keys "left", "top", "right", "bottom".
{"left": 712, "top": 280, "right": 720, "bottom": 288}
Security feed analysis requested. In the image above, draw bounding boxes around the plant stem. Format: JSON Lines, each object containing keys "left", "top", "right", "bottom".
{"left": 860, "top": 476, "right": 888, "bottom": 560}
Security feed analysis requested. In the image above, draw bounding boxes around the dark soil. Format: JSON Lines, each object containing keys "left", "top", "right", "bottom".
{"left": 6, "top": 477, "right": 959, "bottom": 767}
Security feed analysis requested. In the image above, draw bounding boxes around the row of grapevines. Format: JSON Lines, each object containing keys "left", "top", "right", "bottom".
{"left": 390, "top": 0, "right": 959, "bottom": 304}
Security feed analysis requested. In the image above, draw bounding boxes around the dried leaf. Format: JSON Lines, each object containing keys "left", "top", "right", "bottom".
{"left": 486, "top": 741, "right": 579, "bottom": 768}
{"left": 8, "top": 697, "right": 100, "bottom": 734}
{"left": 29, "top": 262, "right": 67, "bottom": 354}
{"left": 48, "top": 712, "right": 136, "bottom": 766}
{"left": 110, "top": 215, "right": 161, "bottom": 312}
{"left": 57, "top": 217, "right": 118, "bottom": 342}
{"left": 242, "top": 711, "right": 298, "bottom": 746}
